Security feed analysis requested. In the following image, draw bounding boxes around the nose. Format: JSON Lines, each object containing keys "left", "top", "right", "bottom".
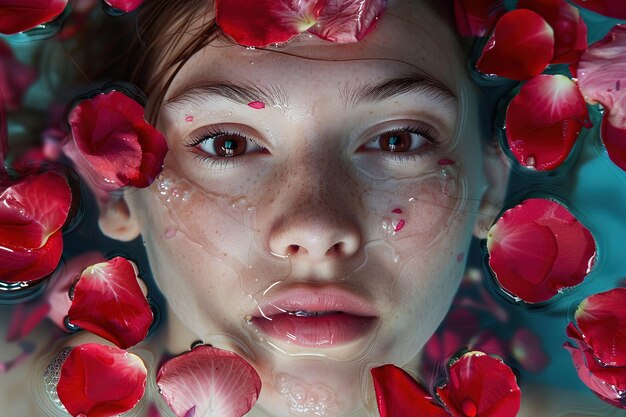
{"left": 267, "top": 164, "right": 362, "bottom": 262}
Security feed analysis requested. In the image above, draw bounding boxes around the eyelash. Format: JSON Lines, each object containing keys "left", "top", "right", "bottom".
{"left": 184, "top": 124, "right": 440, "bottom": 168}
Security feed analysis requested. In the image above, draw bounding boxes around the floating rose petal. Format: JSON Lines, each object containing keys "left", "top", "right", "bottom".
{"left": 0, "top": 171, "right": 71, "bottom": 283}
{"left": 308, "top": 0, "right": 386, "bottom": 43}
{"left": 574, "top": 25, "right": 626, "bottom": 171}
{"left": 476, "top": 9, "right": 554, "bottom": 81}
{"left": 0, "top": 0, "right": 68, "bottom": 34}
{"left": 103, "top": 0, "right": 143, "bottom": 13}
{"left": 215, "top": 0, "right": 327, "bottom": 47}
{"left": 569, "top": 0, "right": 626, "bottom": 20}
{"left": 575, "top": 288, "right": 626, "bottom": 366}
{"left": 65, "top": 89, "right": 168, "bottom": 192}
{"left": 67, "top": 256, "right": 152, "bottom": 349}
{"left": 564, "top": 288, "right": 626, "bottom": 408}
{"left": 517, "top": 0, "right": 587, "bottom": 64}
{"left": 57, "top": 343, "right": 147, "bottom": 417}
{"left": 487, "top": 198, "right": 596, "bottom": 303}
{"left": 157, "top": 344, "right": 261, "bottom": 417}
{"left": 436, "top": 351, "right": 521, "bottom": 417}
{"left": 506, "top": 74, "right": 590, "bottom": 170}
{"left": 0, "top": 40, "right": 37, "bottom": 111}
{"left": 371, "top": 364, "right": 449, "bottom": 417}
{"left": 453, "top": 0, "right": 505, "bottom": 37}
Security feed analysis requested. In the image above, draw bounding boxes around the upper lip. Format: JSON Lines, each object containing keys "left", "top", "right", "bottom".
{"left": 251, "top": 284, "right": 379, "bottom": 319}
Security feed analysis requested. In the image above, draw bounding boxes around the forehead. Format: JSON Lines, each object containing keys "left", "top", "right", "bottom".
{"left": 162, "top": 0, "right": 468, "bottom": 103}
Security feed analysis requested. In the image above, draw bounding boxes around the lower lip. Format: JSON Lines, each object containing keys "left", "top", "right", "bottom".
{"left": 252, "top": 313, "right": 377, "bottom": 347}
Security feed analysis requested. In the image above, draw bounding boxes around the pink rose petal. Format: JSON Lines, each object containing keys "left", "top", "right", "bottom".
{"left": 308, "top": 0, "right": 386, "bottom": 43}
{"left": 157, "top": 345, "right": 261, "bottom": 417}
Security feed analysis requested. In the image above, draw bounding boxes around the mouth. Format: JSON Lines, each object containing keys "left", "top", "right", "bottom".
{"left": 250, "top": 286, "right": 379, "bottom": 347}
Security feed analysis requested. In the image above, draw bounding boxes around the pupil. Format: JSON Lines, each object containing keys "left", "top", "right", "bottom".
{"left": 224, "top": 140, "right": 236, "bottom": 150}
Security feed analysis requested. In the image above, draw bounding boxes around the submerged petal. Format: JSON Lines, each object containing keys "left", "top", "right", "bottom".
{"left": 0, "top": 0, "right": 68, "bottom": 35}
{"left": 505, "top": 74, "right": 590, "bottom": 170}
{"left": 476, "top": 9, "right": 554, "bottom": 81}
{"left": 453, "top": 0, "right": 505, "bottom": 37}
{"left": 67, "top": 257, "right": 153, "bottom": 348}
{"left": 157, "top": 345, "right": 262, "bottom": 417}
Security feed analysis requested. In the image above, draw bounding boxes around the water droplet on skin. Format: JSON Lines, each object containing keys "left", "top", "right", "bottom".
{"left": 248, "top": 101, "right": 265, "bottom": 109}
{"left": 185, "top": 115, "right": 193, "bottom": 122}
{"left": 164, "top": 227, "right": 177, "bottom": 239}
{"left": 171, "top": 189, "right": 181, "bottom": 198}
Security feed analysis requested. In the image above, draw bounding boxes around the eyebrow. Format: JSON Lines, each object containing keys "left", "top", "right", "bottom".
{"left": 342, "top": 73, "right": 457, "bottom": 107}
{"left": 164, "top": 73, "right": 456, "bottom": 109}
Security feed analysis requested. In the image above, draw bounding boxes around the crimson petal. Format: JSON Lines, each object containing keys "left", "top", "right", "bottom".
{"left": 436, "top": 351, "right": 521, "bottom": 417}
{"left": 453, "top": 0, "right": 505, "bottom": 37}
{"left": 157, "top": 344, "right": 261, "bottom": 417}
{"left": 308, "top": 0, "right": 386, "bottom": 43}
{"left": 67, "top": 256, "right": 153, "bottom": 349}
{"left": 0, "top": 229, "right": 63, "bottom": 283}
{"left": 0, "top": 0, "right": 68, "bottom": 35}
{"left": 57, "top": 343, "right": 147, "bottom": 417}
{"left": 215, "top": 0, "right": 327, "bottom": 47}
{"left": 575, "top": 288, "right": 626, "bottom": 367}
{"left": 487, "top": 198, "right": 596, "bottom": 303}
{"left": 509, "top": 328, "right": 549, "bottom": 373}
{"left": 66, "top": 90, "right": 167, "bottom": 191}
{"left": 574, "top": 24, "right": 626, "bottom": 171}
{"left": 517, "top": 0, "right": 587, "bottom": 64}
{"left": 103, "top": 0, "right": 143, "bottom": 13}
{"left": 371, "top": 364, "right": 449, "bottom": 417}
{"left": 506, "top": 74, "right": 590, "bottom": 170}
{"left": 568, "top": 0, "right": 626, "bottom": 20}
{"left": 0, "top": 39, "right": 38, "bottom": 111}
{"left": 476, "top": 9, "right": 554, "bottom": 81}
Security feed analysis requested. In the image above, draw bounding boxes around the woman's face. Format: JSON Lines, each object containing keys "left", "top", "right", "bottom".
{"left": 120, "top": 1, "right": 495, "bottom": 415}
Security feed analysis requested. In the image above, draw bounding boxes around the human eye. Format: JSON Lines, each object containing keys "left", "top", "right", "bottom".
{"left": 183, "top": 126, "right": 266, "bottom": 167}
{"left": 360, "top": 125, "right": 439, "bottom": 160}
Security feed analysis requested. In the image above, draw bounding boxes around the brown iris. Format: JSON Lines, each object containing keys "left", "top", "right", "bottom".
{"left": 379, "top": 131, "right": 412, "bottom": 152}
{"left": 214, "top": 134, "right": 246, "bottom": 157}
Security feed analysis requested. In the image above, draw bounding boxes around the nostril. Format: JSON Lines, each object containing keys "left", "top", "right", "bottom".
{"left": 328, "top": 242, "right": 345, "bottom": 256}
{"left": 286, "top": 245, "right": 301, "bottom": 256}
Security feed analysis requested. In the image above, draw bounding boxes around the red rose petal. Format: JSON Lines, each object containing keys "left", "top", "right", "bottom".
{"left": 506, "top": 74, "right": 590, "bottom": 170}
{"left": 575, "top": 288, "right": 626, "bottom": 367}
{"left": 517, "top": 0, "right": 587, "bottom": 64}
{"left": 453, "top": 0, "right": 505, "bottom": 37}
{"left": 0, "top": 171, "right": 71, "bottom": 250}
{"left": 215, "top": 0, "right": 327, "bottom": 47}
{"left": 371, "top": 364, "right": 449, "bottom": 417}
{"left": 68, "top": 257, "right": 153, "bottom": 349}
{"left": 436, "top": 351, "right": 521, "bottom": 417}
{"left": 66, "top": 90, "right": 167, "bottom": 191}
{"left": 569, "top": 0, "right": 626, "bottom": 20}
{"left": 487, "top": 198, "right": 596, "bottom": 303}
{"left": 0, "top": 229, "right": 63, "bottom": 283}
{"left": 103, "top": 0, "right": 143, "bottom": 12}
{"left": 308, "top": 0, "right": 386, "bottom": 43}
{"left": 0, "top": 39, "right": 38, "bottom": 111}
{"left": 602, "top": 113, "right": 626, "bottom": 171}
{"left": 0, "top": 0, "right": 68, "bottom": 35}
{"left": 157, "top": 344, "right": 261, "bottom": 417}
{"left": 57, "top": 343, "right": 147, "bottom": 417}
{"left": 476, "top": 9, "right": 554, "bottom": 81}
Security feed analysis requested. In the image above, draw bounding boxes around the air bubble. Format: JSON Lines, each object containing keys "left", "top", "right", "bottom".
{"left": 43, "top": 347, "right": 71, "bottom": 414}
{"left": 526, "top": 155, "right": 536, "bottom": 168}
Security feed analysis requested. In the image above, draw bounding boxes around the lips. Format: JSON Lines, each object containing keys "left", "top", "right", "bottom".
{"left": 250, "top": 286, "right": 379, "bottom": 347}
